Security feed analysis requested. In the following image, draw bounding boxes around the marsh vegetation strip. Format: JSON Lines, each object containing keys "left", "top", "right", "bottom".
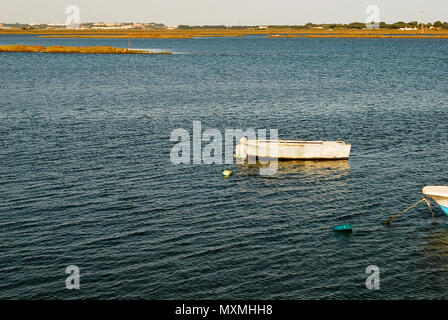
{"left": 267, "top": 34, "right": 448, "bottom": 38}
{"left": 2, "top": 28, "right": 448, "bottom": 39}
{"left": 0, "top": 44, "right": 172, "bottom": 54}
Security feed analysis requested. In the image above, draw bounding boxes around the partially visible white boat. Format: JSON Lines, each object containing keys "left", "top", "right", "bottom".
{"left": 235, "top": 138, "right": 351, "bottom": 160}
{"left": 423, "top": 186, "right": 448, "bottom": 215}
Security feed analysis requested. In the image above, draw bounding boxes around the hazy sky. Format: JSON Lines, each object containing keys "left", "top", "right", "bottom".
{"left": 1, "top": 0, "right": 447, "bottom": 25}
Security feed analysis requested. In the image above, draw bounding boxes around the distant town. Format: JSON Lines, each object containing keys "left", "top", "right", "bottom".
{"left": 1, "top": 21, "right": 448, "bottom": 31}
{"left": 0, "top": 22, "right": 167, "bottom": 30}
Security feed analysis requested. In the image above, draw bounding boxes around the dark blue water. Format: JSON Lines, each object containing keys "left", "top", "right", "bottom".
{"left": 1, "top": 35, "right": 448, "bottom": 299}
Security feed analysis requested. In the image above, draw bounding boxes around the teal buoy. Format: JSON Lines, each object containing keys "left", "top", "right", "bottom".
{"left": 334, "top": 224, "right": 352, "bottom": 232}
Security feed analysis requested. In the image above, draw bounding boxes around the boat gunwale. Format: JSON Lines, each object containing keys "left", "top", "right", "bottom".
{"left": 243, "top": 140, "right": 350, "bottom": 146}
{"left": 422, "top": 186, "right": 448, "bottom": 199}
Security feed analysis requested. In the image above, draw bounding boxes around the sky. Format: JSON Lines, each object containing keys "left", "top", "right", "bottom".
{"left": 1, "top": 0, "right": 447, "bottom": 25}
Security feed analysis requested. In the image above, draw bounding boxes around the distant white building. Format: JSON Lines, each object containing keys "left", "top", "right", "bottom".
{"left": 258, "top": 26, "right": 267, "bottom": 29}
{"left": 399, "top": 27, "right": 418, "bottom": 31}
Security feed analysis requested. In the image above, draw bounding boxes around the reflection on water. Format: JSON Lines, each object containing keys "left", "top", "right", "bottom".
{"left": 424, "top": 228, "right": 448, "bottom": 260}
{"left": 333, "top": 229, "right": 354, "bottom": 242}
{"left": 237, "top": 159, "right": 350, "bottom": 177}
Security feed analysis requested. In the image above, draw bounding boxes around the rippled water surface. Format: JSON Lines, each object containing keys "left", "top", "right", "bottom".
{"left": 1, "top": 35, "right": 448, "bottom": 299}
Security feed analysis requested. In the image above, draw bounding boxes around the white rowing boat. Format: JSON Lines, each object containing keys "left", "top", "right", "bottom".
{"left": 423, "top": 186, "right": 448, "bottom": 215}
{"left": 235, "top": 138, "right": 351, "bottom": 160}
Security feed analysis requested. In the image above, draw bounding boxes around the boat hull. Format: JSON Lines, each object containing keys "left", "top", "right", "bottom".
{"left": 440, "top": 205, "right": 448, "bottom": 215}
{"left": 422, "top": 186, "right": 448, "bottom": 216}
{"left": 235, "top": 139, "right": 351, "bottom": 160}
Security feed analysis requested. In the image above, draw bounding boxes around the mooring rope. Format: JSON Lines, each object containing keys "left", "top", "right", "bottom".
{"left": 382, "top": 196, "right": 438, "bottom": 225}
{"left": 423, "top": 197, "right": 437, "bottom": 221}
{"left": 382, "top": 198, "right": 426, "bottom": 225}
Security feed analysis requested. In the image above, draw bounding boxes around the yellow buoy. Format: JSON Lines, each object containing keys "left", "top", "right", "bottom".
{"left": 147, "top": 113, "right": 151, "bottom": 119}
{"left": 222, "top": 170, "right": 233, "bottom": 177}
